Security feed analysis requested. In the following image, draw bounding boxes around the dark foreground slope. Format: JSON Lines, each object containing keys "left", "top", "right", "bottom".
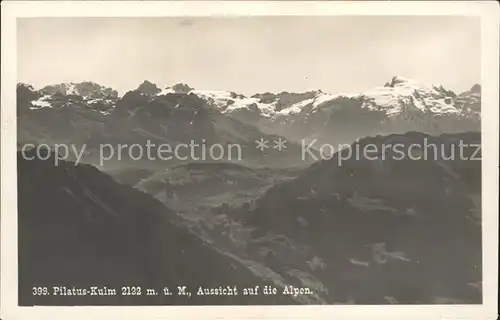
{"left": 238, "top": 132, "right": 482, "bottom": 304}
{"left": 17, "top": 150, "right": 294, "bottom": 306}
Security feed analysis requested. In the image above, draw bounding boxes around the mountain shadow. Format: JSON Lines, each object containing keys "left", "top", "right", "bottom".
{"left": 17, "top": 149, "right": 297, "bottom": 305}
{"left": 236, "top": 132, "right": 482, "bottom": 304}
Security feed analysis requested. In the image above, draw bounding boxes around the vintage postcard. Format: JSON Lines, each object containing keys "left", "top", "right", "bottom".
{"left": 1, "top": 1, "right": 499, "bottom": 319}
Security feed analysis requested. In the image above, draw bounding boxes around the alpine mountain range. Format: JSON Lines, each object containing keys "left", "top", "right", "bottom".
{"left": 17, "top": 75, "right": 482, "bottom": 305}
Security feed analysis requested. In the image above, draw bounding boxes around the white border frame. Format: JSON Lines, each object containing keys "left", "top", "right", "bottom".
{"left": 1, "top": 2, "right": 499, "bottom": 320}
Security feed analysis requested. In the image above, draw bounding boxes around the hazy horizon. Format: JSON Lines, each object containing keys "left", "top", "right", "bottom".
{"left": 17, "top": 16, "right": 480, "bottom": 95}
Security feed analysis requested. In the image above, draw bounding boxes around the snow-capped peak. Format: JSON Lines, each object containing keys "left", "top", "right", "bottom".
{"left": 383, "top": 76, "right": 426, "bottom": 88}
{"left": 156, "top": 83, "right": 194, "bottom": 96}
{"left": 40, "top": 82, "right": 77, "bottom": 96}
{"left": 30, "top": 82, "right": 118, "bottom": 114}
{"left": 40, "top": 82, "right": 118, "bottom": 99}
{"left": 361, "top": 76, "right": 460, "bottom": 116}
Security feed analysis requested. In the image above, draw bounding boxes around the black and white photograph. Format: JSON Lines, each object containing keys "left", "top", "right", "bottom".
{"left": 1, "top": 1, "right": 499, "bottom": 320}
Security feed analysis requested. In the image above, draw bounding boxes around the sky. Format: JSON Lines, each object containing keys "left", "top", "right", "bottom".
{"left": 17, "top": 16, "right": 481, "bottom": 96}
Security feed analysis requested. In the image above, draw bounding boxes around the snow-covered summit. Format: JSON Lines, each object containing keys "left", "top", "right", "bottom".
{"left": 178, "top": 88, "right": 356, "bottom": 119}
{"left": 40, "top": 82, "right": 118, "bottom": 99}
{"left": 360, "top": 76, "right": 461, "bottom": 116}
{"left": 30, "top": 82, "right": 118, "bottom": 114}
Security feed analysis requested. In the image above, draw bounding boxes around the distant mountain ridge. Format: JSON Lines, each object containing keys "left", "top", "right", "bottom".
{"left": 19, "top": 82, "right": 118, "bottom": 114}
{"left": 17, "top": 77, "right": 481, "bottom": 167}
{"left": 17, "top": 82, "right": 309, "bottom": 169}
{"left": 20, "top": 77, "right": 481, "bottom": 119}
{"left": 40, "top": 81, "right": 119, "bottom": 99}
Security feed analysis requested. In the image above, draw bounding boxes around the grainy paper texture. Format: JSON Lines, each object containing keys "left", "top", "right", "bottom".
{"left": 1, "top": 1, "right": 499, "bottom": 319}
